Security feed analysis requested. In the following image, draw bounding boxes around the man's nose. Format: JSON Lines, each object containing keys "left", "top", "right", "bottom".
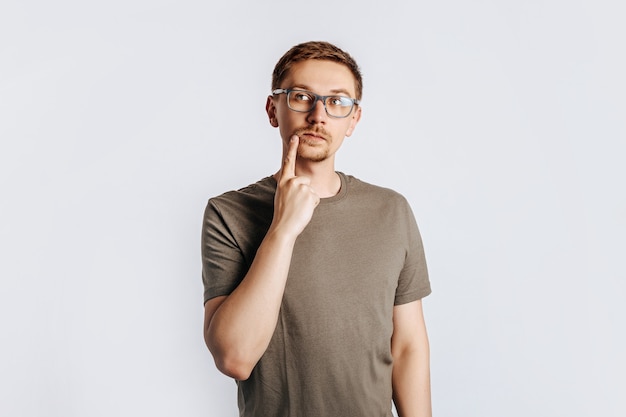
{"left": 306, "top": 99, "right": 327, "bottom": 124}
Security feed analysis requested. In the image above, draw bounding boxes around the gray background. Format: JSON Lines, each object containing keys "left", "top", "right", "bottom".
{"left": 1, "top": 0, "right": 624, "bottom": 416}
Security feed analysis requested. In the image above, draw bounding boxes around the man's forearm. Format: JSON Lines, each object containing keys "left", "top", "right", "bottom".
{"left": 391, "top": 300, "right": 432, "bottom": 417}
{"left": 392, "top": 345, "right": 432, "bottom": 417}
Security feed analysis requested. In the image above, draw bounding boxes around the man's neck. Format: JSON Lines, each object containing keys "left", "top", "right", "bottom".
{"left": 274, "top": 159, "right": 341, "bottom": 198}
{"left": 299, "top": 164, "right": 341, "bottom": 198}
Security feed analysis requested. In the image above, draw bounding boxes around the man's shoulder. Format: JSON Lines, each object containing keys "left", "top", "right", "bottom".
{"left": 341, "top": 172, "right": 409, "bottom": 204}
{"left": 209, "top": 176, "right": 275, "bottom": 203}
{"left": 205, "top": 176, "right": 276, "bottom": 219}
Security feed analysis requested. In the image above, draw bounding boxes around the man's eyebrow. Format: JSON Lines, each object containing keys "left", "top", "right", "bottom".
{"left": 290, "top": 84, "right": 312, "bottom": 91}
{"left": 291, "top": 85, "right": 353, "bottom": 97}
{"left": 329, "top": 88, "right": 352, "bottom": 96}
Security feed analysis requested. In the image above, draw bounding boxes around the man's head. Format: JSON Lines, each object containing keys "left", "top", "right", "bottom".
{"left": 267, "top": 41, "right": 363, "bottom": 163}
{"left": 272, "top": 41, "right": 363, "bottom": 101}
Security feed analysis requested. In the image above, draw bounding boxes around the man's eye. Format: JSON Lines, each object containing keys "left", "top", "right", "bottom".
{"left": 329, "top": 97, "right": 350, "bottom": 107}
{"left": 294, "top": 93, "right": 312, "bottom": 101}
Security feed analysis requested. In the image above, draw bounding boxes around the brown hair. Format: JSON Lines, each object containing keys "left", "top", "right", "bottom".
{"left": 272, "top": 41, "right": 363, "bottom": 100}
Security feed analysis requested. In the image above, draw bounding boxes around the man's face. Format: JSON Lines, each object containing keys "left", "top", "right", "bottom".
{"left": 266, "top": 59, "right": 361, "bottom": 163}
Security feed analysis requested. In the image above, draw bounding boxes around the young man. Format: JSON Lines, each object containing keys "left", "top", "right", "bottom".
{"left": 202, "top": 41, "right": 432, "bottom": 417}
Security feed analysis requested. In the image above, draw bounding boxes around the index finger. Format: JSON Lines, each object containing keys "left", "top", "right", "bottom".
{"left": 280, "top": 135, "right": 299, "bottom": 181}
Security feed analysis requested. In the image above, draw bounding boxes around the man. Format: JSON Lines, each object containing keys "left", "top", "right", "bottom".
{"left": 202, "top": 41, "right": 432, "bottom": 417}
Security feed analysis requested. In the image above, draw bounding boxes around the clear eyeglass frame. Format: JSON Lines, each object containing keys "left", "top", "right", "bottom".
{"left": 272, "top": 88, "right": 360, "bottom": 118}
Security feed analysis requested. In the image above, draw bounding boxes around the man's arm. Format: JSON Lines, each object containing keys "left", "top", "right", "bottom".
{"left": 203, "top": 136, "right": 318, "bottom": 381}
{"left": 391, "top": 299, "right": 432, "bottom": 417}
{"left": 203, "top": 229, "right": 295, "bottom": 380}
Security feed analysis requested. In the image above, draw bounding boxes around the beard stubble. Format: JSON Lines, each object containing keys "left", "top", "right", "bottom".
{"left": 293, "top": 126, "right": 332, "bottom": 163}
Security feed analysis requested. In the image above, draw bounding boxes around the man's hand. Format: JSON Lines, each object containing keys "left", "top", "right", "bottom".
{"left": 272, "top": 135, "right": 320, "bottom": 238}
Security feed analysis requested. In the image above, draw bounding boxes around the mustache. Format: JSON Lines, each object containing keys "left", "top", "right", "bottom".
{"left": 294, "top": 127, "right": 330, "bottom": 141}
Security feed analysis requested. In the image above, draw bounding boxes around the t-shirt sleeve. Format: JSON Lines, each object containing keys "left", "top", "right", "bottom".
{"left": 394, "top": 200, "right": 431, "bottom": 305}
{"left": 201, "top": 199, "right": 247, "bottom": 304}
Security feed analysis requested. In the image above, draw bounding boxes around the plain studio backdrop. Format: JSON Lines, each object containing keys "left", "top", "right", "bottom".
{"left": 1, "top": 1, "right": 624, "bottom": 416}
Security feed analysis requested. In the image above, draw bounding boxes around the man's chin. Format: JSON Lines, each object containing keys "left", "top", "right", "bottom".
{"left": 297, "top": 147, "right": 329, "bottom": 163}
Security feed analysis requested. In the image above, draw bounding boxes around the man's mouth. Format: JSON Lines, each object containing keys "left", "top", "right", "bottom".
{"left": 302, "top": 132, "right": 325, "bottom": 140}
{"left": 297, "top": 129, "right": 329, "bottom": 141}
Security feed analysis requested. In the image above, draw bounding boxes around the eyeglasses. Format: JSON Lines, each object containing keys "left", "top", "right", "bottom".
{"left": 272, "top": 88, "right": 360, "bottom": 118}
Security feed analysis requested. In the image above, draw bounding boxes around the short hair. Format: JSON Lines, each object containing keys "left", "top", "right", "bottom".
{"left": 272, "top": 41, "right": 363, "bottom": 100}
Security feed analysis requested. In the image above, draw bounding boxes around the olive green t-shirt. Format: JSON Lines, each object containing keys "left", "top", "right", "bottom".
{"left": 202, "top": 172, "right": 431, "bottom": 417}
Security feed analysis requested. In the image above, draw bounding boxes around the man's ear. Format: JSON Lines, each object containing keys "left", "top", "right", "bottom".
{"left": 345, "top": 106, "right": 362, "bottom": 137}
{"left": 266, "top": 96, "right": 279, "bottom": 127}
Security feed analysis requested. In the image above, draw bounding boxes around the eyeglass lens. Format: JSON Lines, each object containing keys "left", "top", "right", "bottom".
{"left": 287, "top": 90, "right": 354, "bottom": 118}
